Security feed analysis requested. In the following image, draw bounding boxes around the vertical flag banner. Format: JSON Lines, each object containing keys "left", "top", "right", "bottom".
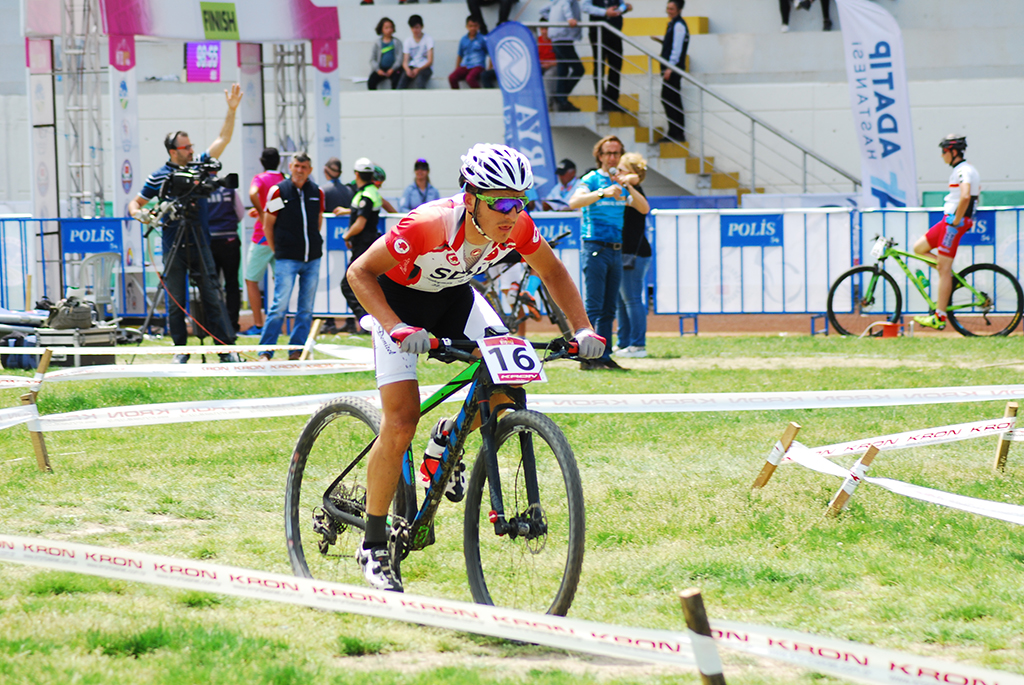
{"left": 486, "top": 22, "right": 557, "bottom": 202}
{"left": 835, "top": 0, "right": 917, "bottom": 208}
{"left": 26, "top": 38, "right": 58, "bottom": 219}
{"left": 238, "top": 42, "right": 266, "bottom": 213}
{"left": 312, "top": 39, "right": 341, "bottom": 173}
{"left": 108, "top": 35, "right": 140, "bottom": 223}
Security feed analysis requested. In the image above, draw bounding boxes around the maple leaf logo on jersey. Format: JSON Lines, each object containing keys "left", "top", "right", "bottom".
{"left": 446, "top": 253, "right": 459, "bottom": 266}
{"left": 394, "top": 238, "right": 410, "bottom": 254}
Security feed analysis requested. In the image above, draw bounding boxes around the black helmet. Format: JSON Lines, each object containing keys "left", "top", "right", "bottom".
{"left": 939, "top": 134, "right": 967, "bottom": 153}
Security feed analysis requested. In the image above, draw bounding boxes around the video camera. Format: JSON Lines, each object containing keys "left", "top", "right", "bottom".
{"left": 160, "top": 159, "right": 239, "bottom": 201}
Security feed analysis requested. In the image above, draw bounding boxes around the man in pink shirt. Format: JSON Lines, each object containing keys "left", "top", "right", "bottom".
{"left": 244, "top": 148, "right": 285, "bottom": 335}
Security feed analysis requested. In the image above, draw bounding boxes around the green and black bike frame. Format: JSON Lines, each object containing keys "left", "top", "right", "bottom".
{"left": 874, "top": 242, "right": 986, "bottom": 312}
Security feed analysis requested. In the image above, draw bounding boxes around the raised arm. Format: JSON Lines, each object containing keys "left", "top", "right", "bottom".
{"left": 207, "top": 83, "right": 243, "bottom": 160}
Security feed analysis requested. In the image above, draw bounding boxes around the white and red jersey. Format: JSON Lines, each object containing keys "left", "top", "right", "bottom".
{"left": 943, "top": 160, "right": 980, "bottom": 217}
{"left": 383, "top": 194, "right": 543, "bottom": 292}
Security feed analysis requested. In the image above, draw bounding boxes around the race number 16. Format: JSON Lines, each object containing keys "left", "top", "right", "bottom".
{"left": 477, "top": 336, "right": 547, "bottom": 384}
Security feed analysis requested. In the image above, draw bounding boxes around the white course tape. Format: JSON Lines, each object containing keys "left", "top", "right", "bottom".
{"left": 1002, "top": 428, "right": 1024, "bottom": 442}
{"left": 686, "top": 630, "right": 724, "bottom": 676}
{"left": 794, "top": 417, "right": 1017, "bottom": 460}
{"left": 0, "top": 374, "right": 34, "bottom": 389}
{"left": 710, "top": 619, "right": 1024, "bottom": 685}
{"left": 785, "top": 443, "right": 1024, "bottom": 526}
{"left": 2, "top": 535, "right": 1021, "bottom": 685}
{"left": 0, "top": 404, "right": 38, "bottom": 431}
{"left": 41, "top": 359, "right": 372, "bottom": 383}
{"left": 310, "top": 344, "right": 375, "bottom": 363}
{"left": 35, "top": 392, "right": 350, "bottom": 432}
{"left": 0, "top": 535, "right": 699, "bottom": 670}
{"left": 522, "top": 386, "right": 1024, "bottom": 414}
{"left": 7, "top": 344, "right": 306, "bottom": 356}
{"left": 766, "top": 440, "right": 786, "bottom": 466}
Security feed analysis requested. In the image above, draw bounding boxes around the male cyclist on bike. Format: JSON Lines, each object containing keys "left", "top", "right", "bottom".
{"left": 913, "top": 134, "right": 980, "bottom": 330}
{"left": 346, "top": 143, "right": 605, "bottom": 591}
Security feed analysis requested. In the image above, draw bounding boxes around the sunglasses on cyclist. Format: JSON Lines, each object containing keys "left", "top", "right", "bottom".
{"left": 471, "top": 192, "right": 528, "bottom": 214}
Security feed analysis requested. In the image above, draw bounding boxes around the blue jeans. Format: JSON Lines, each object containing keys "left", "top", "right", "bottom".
{"left": 258, "top": 257, "right": 321, "bottom": 357}
{"left": 582, "top": 243, "right": 621, "bottom": 362}
{"left": 617, "top": 255, "right": 651, "bottom": 349}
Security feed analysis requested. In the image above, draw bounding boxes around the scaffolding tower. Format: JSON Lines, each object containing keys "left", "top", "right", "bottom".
{"left": 61, "top": 0, "right": 106, "bottom": 218}
{"left": 273, "top": 43, "right": 309, "bottom": 156}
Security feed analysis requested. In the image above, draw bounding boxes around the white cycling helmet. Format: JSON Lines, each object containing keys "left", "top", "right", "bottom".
{"left": 460, "top": 144, "right": 534, "bottom": 192}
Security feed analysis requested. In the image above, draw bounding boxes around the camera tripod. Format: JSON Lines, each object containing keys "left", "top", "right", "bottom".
{"left": 138, "top": 197, "right": 236, "bottom": 361}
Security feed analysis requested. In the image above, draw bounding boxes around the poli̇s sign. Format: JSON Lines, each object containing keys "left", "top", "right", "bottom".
{"left": 325, "top": 216, "right": 387, "bottom": 251}
{"left": 61, "top": 219, "right": 124, "bottom": 253}
{"left": 530, "top": 214, "right": 580, "bottom": 248}
{"left": 720, "top": 214, "right": 784, "bottom": 247}
{"left": 927, "top": 210, "right": 995, "bottom": 247}
{"left": 486, "top": 22, "right": 557, "bottom": 202}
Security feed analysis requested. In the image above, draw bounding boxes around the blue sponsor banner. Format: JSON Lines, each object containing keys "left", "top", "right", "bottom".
{"left": 60, "top": 219, "right": 124, "bottom": 253}
{"left": 530, "top": 214, "right": 579, "bottom": 248}
{"left": 720, "top": 214, "right": 784, "bottom": 247}
{"left": 325, "top": 215, "right": 387, "bottom": 251}
{"left": 926, "top": 210, "right": 994, "bottom": 246}
{"left": 486, "top": 22, "right": 557, "bottom": 202}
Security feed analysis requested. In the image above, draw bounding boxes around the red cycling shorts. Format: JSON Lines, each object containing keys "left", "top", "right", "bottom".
{"left": 925, "top": 217, "right": 973, "bottom": 258}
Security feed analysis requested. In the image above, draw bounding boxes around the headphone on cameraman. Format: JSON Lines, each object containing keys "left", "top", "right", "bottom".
{"left": 164, "top": 131, "right": 189, "bottom": 153}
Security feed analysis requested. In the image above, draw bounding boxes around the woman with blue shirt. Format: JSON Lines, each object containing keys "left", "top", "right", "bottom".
{"left": 569, "top": 135, "right": 649, "bottom": 370}
{"left": 368, "top": 18, "right": 403, "bottom": 90}
{"left": 398, "top": 158, "right": 440, "bottom": 213}
{"left": 449, "top": 16, "right": 489, "bottom": 89}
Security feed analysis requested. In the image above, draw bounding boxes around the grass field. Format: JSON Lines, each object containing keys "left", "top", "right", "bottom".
{"left": 2, "top": 333, "right": 1024, "bottom": 684}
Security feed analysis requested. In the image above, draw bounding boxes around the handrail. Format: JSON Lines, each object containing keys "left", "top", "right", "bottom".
{"left": 526, "top": 21, "right": 861, "bottom": 191}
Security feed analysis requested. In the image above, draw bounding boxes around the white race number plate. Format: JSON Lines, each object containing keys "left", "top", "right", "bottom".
{"left": 477, "top": 335, "right": 547, "bottom": 384}
{"left": 870, "top": 237, "right": 887, "bottom": 260}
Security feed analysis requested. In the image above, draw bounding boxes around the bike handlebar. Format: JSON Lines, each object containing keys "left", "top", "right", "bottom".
{"left": 423, "top": 336, "right": 580, "bottom": 363}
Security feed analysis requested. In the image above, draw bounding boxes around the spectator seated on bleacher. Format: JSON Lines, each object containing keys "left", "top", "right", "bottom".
{"left": 398, "top": 14, "right": 435, "bottom": 89}
{"left": 368, "top": 17, "right": 403, "bottom": 90}
{"left": 449, "top": 15, "right": 490, "bottom": 88}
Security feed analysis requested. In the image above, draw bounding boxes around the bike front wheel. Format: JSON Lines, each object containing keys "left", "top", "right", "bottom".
{"left": 284, "top": 397, "right": 382, "bottom": 581}
{"left": 463, "top": 410, "right": 585, "bottom": 616}
{"left": 827, "top": 265, "right": 903, "bottom": 336}
{"left": 947, "top": 263, "right": 1024, "bottom": 337}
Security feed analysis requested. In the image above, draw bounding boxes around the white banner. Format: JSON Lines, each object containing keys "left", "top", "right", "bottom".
{"left": 312, "top": 40, "right": 341, "bottom": 173}
{"left": 3, "top": 535, "right": 1022, "bottom": 684}
{"left": 835, "top": 0, "right": 917, "bottom": 208}
{"left": 109, "top": 36, "right": 141, "bottom": 222}
{"left": 784, "top": 441, "right": 1024, "bottom": 527}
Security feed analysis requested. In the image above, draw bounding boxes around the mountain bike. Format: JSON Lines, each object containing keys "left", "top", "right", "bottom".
{"left": 284, "top": 334, "right": 586, "bottom": 615}
{"left": 470, "top": 231, "right": 574, "bottom": 340}
{"left": 826, "top": 235, "right": 1024, "bottom": 337}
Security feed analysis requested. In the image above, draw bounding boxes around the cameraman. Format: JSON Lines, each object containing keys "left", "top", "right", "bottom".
{"left": 128, "top": 84, "right": 243, "bottom": 363}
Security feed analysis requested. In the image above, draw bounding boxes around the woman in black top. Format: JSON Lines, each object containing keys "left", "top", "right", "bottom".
{"left": 614, "top": 153, "right": 652, "bottom": 358}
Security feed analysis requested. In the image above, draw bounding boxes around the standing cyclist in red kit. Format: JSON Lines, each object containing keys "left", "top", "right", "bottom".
{"left": 913, "top": 134, "right": 980, "bottom": 330}
{"left": 345, "top": 144, "right": 605, "bottom": 591}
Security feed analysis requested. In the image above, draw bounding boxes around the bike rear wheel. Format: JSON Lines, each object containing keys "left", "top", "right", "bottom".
{"left": 463, "top": 410, "right": 585, "bottom": 616}
{"left": 947, "top": 263, "right": 1024, "bottom": 337}
{"left": 827, "top": 265, "right": 903, "bottom": 336}
{"left": 284, "top": 397, "right": 382, "bottom": 581}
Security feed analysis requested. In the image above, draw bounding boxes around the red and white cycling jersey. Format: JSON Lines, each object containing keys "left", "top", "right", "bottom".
{"left": 943, "top": 160, "right": 980, "bottom": 216}
{"left": 383, "top": 194, "right": 542, "bottom": 292}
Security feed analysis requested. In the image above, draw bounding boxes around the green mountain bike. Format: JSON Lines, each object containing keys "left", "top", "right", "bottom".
{"left": 827, "top": 235, "right": 1024, "bottom": 337}
{"left": 284, "top": 335, "right": 586, "bottom": 616}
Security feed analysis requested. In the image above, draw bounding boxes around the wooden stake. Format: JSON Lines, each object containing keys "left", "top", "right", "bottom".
{"left": 680, "top": 588, "right": 727, "bottom": 685}
{"left": 300, "top": 318, "right": 323, "bottom": 360}
{"left": 751, "top": 422, "right": 800, "bottom": 489}
{"left": 993, "top": 401, "right": 1018, "bottom": 472}
{"left": 826, "top": 445, "right": 879, "bottom": 517}
{"left": 21, "top": 349, "right": 53, "bottom": 472}
{"left": 25, "top": 274, "right": 32, "bottom": 312}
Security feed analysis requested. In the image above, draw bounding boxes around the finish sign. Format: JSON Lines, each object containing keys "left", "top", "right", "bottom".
{"left": 477, "top": 336, "right": 546, "bottom": 384}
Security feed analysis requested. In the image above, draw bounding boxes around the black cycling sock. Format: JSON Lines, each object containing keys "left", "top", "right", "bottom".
{"left": 364, "top": 514, "right": 388, "bottom": 548}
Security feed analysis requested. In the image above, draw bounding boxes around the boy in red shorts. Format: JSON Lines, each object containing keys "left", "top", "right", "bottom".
{"left": 913, "top": 135, "right": 980, "bottom": 330}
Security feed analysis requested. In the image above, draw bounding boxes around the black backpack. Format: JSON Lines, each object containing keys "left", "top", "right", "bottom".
{"left": 1, "top": 331, "right": 38, "bottom": 370}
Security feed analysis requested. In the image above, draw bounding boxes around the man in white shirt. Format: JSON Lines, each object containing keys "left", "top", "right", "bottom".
{"left": 398, "top": 15, "right": 434, "bottom": 89}
{"left": 913, "top": 134, "right": 981, "bottom": 330}
{"left": 543, "top": 159, "right": 580, "bottom": 211}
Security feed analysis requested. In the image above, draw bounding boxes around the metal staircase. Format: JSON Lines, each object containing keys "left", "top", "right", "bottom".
{"left": 531, "top": 20, "right": 860, "bottom": 198}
